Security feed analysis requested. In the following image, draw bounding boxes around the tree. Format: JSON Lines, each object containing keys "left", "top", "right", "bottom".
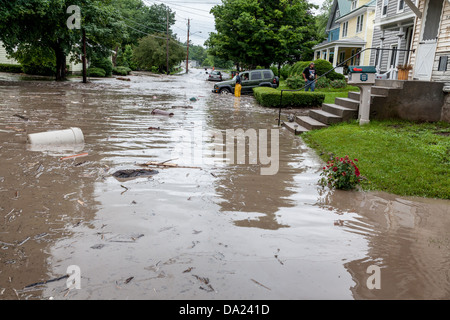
{"left": 0, "top": 0, "right": 126, "bottom": 80}
{"left": 315, "top": 0, "right": 333, "bottom": 42}
{"left": 133, "top": 34, "right": 185, "bottom": 73}
{"left": 206, "top": 0, "right": 320, "bottom": 70}
{"left": 188, "top": 44, "right": 208, "bottom": 66}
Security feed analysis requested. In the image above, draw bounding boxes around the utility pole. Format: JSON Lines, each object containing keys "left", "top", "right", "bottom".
{"left": 166, "top": 10, "right": 170, "bottom": 75}
{"left": 186, "top": 18, "right": 190, "bottom": 74}
{"left": 82, "top": 28, "right": 87, "bottom": 83}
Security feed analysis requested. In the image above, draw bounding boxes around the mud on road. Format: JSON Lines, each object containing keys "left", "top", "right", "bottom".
{"left": 0, "top": 70, "right": 449, "bottom": 300}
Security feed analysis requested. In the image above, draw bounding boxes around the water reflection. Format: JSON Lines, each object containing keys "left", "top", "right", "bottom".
{"left": 318, "top": 189, "right": 450, "bottom": 299}
{"left": 205, "top": 95, "right": 301, "bottom": 230}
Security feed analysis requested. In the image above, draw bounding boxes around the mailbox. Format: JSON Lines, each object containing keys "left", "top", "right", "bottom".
{"left": 348, "top": 66, "right": 377, "bottom": 85}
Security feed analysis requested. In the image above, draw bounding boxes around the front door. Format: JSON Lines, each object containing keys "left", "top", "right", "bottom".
{"left": 413, "top": 0, "right": 444, "bottom": 81}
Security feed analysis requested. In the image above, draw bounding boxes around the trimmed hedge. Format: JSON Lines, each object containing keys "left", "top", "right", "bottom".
{"left": 0, "top": 63, "right": 23, "bottom": 73}
{"left": 253, "top": 87, "right": 325, "bottom": 108}
{"left": 113, "top": 66, "right": 132, "bottom": 76}
{"left": 88, "top": 67, "right": 106, "bottom": 77}
{"left": 288, "top": 59, "right": 345, "bottom": 80}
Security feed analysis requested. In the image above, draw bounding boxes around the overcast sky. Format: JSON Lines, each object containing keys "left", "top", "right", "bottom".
{"left": 142, "top": 0, "right": 325, "bottom": 46}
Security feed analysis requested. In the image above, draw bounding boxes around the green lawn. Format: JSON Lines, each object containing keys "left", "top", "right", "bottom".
{"left": 302, "top": 120, "right": 450, "bottom": 199}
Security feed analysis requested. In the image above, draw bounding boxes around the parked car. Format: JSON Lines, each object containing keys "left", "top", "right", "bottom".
{"left": 208, "top": 70, "right": 223, "bottom": 81}
{"left": 212, "top": 69, "right": 279, "bottom": 95}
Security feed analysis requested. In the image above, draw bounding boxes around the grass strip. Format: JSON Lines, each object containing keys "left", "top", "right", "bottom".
{"left": 302, "top": 120, "right": 450, "bottom": 199}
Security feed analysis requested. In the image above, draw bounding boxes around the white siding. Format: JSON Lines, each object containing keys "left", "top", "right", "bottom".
{"left": 0, "top": 41, "right": 18, "bottom": 64}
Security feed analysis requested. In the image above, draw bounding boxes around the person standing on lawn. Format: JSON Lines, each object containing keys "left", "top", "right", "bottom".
{"left": 303, "top": 62, "right": 317, "bottom": 92}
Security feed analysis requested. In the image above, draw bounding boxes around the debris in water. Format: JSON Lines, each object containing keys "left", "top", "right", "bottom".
{"left": 148, "top": 126, "right": 161, "bottom": 130}
{"left": 112, "top": 169, "right": 159, "bottom": 179}
{"left": 60, "top": 153, "right": 89, "bottom": 161}
{"left": 13, "top": 114, "right": 29, "bottom": 121}
{"left": 151, "top": 109, "right": 174, "bottom": 117}
{"left": 124, "top": 277, "right": 134, "bottom": 284}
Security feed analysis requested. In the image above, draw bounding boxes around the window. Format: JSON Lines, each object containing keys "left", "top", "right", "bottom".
{"left": 355, "top": 49, "right": 361, "bottom": 65}
{"left": 438, "top": 56, "right": 448, "bottom": 71}
{"left": 398, "top": 0, "right": 405, "bottom": 12}
{"left": 356, "top": 14, "right": 364, "bottom": 33}
{"left": 251, "top": 71, "right": 262, "bottom": 80}
{"left": 263, "top": 71, "right": 272, "bottom": 79}
{"left": 342, "top": 21, "right": 348, "bottom": 37}
{"left": 339, "top": 51, "right": 346, "bottom": 64}
{"left": 351, "top": 0, "right": 358, "bottom": 10}
{"left": 389, "top": 45, "right": 398, "bottom": 67}
{"left": 336, "top": 9, "right": 340, "bottom": 18}
{"left": 382, "top": 0, "right": 389, "bottom": 16}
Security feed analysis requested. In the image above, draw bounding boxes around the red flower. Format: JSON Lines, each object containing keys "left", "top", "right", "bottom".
{"left": 333, "top": 167, "right": 338, "bottom": 172}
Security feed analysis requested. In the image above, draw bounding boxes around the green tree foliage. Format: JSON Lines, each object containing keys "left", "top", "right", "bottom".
{"left": 188, "top": 44, "right": 208, "bottom": 66}
{"left": 206, "top": 0, "right": 320, "bottom": 70}
{"left": 132, "top": 34, "right": 184, "bottom": 73}
{"left": 0, "top": 0, "right": 126, "bottom": 80}
{"left": 315, "top": 0, "right": 333, "bottom": 43}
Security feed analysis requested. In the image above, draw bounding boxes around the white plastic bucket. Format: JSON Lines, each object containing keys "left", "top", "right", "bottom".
{"left": 27, "top": 127, "right": 85, "bottom": 145}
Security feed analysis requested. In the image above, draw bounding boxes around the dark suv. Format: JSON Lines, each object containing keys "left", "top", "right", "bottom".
{"left": 212, "top": 69, "right": 279, "bottom": 95}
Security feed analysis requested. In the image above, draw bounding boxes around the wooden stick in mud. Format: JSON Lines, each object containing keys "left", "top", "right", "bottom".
{"left": 139, "top": 161, "right": 201, "bottom": 169}
{"left": 59, "top": 153, "right": 89, "bottom": 161}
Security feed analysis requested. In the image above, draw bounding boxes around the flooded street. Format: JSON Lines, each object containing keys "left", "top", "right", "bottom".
{"left": 0, "top": 69, "right": 449, "bottom": 300}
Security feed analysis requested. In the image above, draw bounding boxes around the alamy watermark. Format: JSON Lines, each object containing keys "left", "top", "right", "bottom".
{"left": 67, "top": 5, "right": 81, "bottom": 30}
{"left": 170, "top": 121, "right": 280, "bottom": 175}
{"left": 366, "top": 265, "right": 381, "bottom": 290}
{"left": 66, "top": 265, "right": 81, "bottom": 290}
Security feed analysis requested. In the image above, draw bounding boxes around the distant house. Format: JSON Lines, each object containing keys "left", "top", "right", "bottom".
{"left": 313, "top": 0, "right": 376, "bottom": 73}
{"left": 0, "top": 41, "right": 19, "bottom": 65}
{"left": 0, "top": 40, "right": 83, "bottom": 74}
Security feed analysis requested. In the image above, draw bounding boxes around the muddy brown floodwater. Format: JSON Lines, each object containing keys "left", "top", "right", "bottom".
{"left": 0, "top": 69, "right": 449, "bottom": 300}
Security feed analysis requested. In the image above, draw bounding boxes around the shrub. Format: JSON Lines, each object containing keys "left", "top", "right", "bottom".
{"left": 112, "top": 66, "right": 131, "bottom": 76}
{"left": 286, "top": 75, "right": 306, "bottom": 89}
{"left": 253, "top": 87, "right": 325, "bottom": 108}
{"left": 289, "top": 59, "right": 345, "bottom": 80}
{"left": 91, "top": 57, "right": 112, "bottom": 77}
{"left": 315, "top": 77, "right": 331, "bottom": 89}
{"left": 88, "top": 67, "right": 106, "bottom": 77}
{"left": 319, "top": 156, "right": 363, "bottom": 190}
{"left": 0, "top": 63, "right": 23, "bottom": 73}
{"left": 21, "top": 63, "right": 55, "bottom": 76}
{"left": 313, "top": 59, "right": 345, "bottom": 80}
{"left": 330, "top": 79, "right": 347, "bottom": 88}
{"left": 280, "top": 64, "right": 291, "bottom": 80}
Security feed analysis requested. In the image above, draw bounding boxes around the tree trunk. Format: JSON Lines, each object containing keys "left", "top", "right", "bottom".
{"left": 54, "top": 41, "right": 67, "bottom": 81}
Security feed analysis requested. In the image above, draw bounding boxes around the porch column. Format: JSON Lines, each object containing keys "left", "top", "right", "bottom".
{"left": 333, "top": 45, "right": 339, "bottom": 67}
{"left": 326, "top": 48, "right": 330, "bottom": 63}
{"left": 393, "top": 27, "right": 405, "bottom": 79}
{"left": 377, "top": 30, "right": 385, "bottom": 72}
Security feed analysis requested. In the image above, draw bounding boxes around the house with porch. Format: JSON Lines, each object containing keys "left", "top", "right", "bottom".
{"left": 370, "top": 0, "right": 450, "bottom": 85}
{"left": 407, "top": 0, "right": 450, "bottom": 85}
{"left": 313, "top": 0, "right": 377, "bottom": 73}
{"left": 369, "top": 0, "right": 416, "bottom": 79}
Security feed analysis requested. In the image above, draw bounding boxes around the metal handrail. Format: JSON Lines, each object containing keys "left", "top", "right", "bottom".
{"left": 277, "top": 47, "right": 415, "bottom": 126}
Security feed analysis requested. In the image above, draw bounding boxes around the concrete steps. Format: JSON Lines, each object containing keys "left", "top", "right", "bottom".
{"left": 282, "top": 121, "right": 309, "bottom": 135}
{"left": 282, "top": 79, "right": 405, "bottom": 135}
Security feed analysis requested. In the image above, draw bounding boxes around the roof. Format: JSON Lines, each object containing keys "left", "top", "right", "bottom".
{"left": 335, "top": 0, "right": 376, "bottom": 23}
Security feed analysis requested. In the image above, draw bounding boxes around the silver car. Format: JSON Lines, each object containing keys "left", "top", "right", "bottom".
{"left": 207, "top": 70, "right": 223, "bottom": 81}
